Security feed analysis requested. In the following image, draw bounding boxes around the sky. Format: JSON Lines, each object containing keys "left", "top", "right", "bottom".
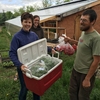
{"left": 0, "top": 0, "right": 42, "bottom": 12}
{"left": 0, "top": 0, "right": 79, "bottom": 13}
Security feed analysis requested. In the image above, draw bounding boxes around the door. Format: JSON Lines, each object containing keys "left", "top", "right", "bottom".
{"left": 74, "top": 15, "right": 82, "bottom": 41}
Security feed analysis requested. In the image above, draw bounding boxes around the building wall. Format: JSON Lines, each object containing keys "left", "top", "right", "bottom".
{"left": 92, "top": 4, "right": 100, "bottom": 33}
{"left": 58, "top": 4, "right": 100, "bottom": 40}
{"left": 58, "top": 11, "right": 82, "bottom": 39}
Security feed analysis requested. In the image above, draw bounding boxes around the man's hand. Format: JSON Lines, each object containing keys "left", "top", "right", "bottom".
{"left": 82, "top": 78, "right": 90, "bottom": 87}
{"left": 63, "top": 36, "right": 78, "bottom": 45}
{"left": 64, "top": 37, "right": 70, "bottom": 43}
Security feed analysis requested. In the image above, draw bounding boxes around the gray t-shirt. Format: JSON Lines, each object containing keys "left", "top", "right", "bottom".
{"left": 74, "top": 30, "right": 100, "bottom": 74}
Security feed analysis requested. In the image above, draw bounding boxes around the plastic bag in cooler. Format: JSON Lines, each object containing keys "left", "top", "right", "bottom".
{"left": 29, "top": 56, "right": 59, "bottom": 77}
{"left": 30, "top": 60, "right": 48, "bottom": 77}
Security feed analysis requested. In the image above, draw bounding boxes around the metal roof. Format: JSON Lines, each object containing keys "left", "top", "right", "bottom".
{"left": 31, "top": 0, "right": 97, "bottom": 20}
{"left": 5, "top": 0, "right": 97, "bottom": 29}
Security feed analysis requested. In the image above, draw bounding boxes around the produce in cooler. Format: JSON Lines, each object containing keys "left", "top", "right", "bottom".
{"left": 30, "top": 56, "right": 59, "bottom": 77}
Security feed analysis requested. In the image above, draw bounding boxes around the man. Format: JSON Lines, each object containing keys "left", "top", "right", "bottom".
{"left": 65, "top": 9, "right": 100, "bottom": 100}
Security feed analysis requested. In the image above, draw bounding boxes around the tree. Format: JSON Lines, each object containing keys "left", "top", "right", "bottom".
{"left": 33, "top": 4, "right": 41, "bottom": 11}
{"left": 18, "top": 7, "right": 26, "bottom": 15}
{"left": 0, "top": 10, "right": 6, "bottom": 25}
{"left": 26, "top": 6, "right": 33, "bottom": 12}
{"left": 42, "top": 0, "right": 52, "bottom": 8}
{"left": 64, "top": 0, "right": 70, "bottom": 3}
{"left": 3, "top": 10, "right": 6, "bottom": 22}
{"left": 13, "top": 9, "right": 20, "bottom": 17}
{"left": 26, "top": 5, "right": 40, "bottom": 12}
{"left": 55, "top": 0, "right": 62, "bottom": 5}
{"left": 5, "top": 11, "right": 14, "bottom": 20}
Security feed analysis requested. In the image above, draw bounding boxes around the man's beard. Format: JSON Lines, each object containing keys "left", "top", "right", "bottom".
{"left": 80, "top": 25, "right": 90, "bottom": 31}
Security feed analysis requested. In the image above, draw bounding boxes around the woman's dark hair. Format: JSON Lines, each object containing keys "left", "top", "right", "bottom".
{"left": 33, "top": 15, "right": 40, "bottom": 20}
{"left": 21, "top": 12, "right": 33, "bottom": 22}
{"left": 82, "top": 9, "right": 97, "bottom": 22}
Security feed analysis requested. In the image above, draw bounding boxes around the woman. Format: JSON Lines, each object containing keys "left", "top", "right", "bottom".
{"left": 13, "top": 15, "right": 52, "bottom": 81}
{"left": 14, "top": 15, "right": 43, "bottom": 81}
{"left": 31, "top": 15, "right": 44, "bottom": 39}
{"left": 31, "top": 15, "right": 53, "bottom": 53}
{"left": 9, "top": 12, "right": 55, "bottom": 100}
{"left": 9, "top": 12, "right": 40, "bottom": 100}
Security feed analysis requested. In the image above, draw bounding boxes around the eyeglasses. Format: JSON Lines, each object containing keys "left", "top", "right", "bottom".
{"left": 80, "top": 18, "right": 88, "bottom": 23}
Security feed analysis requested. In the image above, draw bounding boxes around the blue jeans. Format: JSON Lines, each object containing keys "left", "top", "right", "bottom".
{"left": 17, "top": 68, "right": 40, "bottom": 100}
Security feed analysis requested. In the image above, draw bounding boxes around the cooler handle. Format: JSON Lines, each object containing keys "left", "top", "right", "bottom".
{"left": 52, "top": 51, "right": 59, "bottom": 59}
{"left": 24, "top": 68, "right": 33, "bottom": 78}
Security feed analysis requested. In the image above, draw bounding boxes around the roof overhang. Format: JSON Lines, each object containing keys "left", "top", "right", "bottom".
{"left": 40, "top": 16, "right": 56, "bottom": 23}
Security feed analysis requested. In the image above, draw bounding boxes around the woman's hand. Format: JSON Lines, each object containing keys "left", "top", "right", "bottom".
{"left": 21, "top": 65, "right": 27, "bottom": 73}
{"left": 52, "top": 48, "right": 56, "bottom": 54}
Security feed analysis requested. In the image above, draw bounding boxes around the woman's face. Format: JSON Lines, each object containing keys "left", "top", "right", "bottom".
{"left": 33, "top": 17, "right": 40, "bottom": 27}
{"left": 21, "top": 18, "right": 32, "bottom": 32}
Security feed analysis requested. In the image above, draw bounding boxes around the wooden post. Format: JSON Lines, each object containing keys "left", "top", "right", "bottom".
{"left": 47, "top": 28, "right": 49, "bottom": 39}
{"left": 65, "top": 29, "right": 66, "bottom": 35}
{"left": 56, "top": 21, "right": 58, "bottom": 34}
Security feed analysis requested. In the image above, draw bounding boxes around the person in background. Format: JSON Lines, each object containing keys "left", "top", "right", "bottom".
{"left": 64, "top": 9, "right": 100, "bottom": 100}
{"left": 31, "top": 15, "right": 44, "bottom": 39}
{"left": 31, "top": 15, "right": 56, "bottom": 55}
{"left": 9, "top": 12, "right": 54, "bottom": 100}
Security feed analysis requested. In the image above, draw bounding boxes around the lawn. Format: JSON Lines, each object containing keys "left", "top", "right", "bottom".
{"left": 0, "top": 26, "right": 100, "bottom": 100}
{"left": 0, "top": 53, "right": 74, "bottom": 100}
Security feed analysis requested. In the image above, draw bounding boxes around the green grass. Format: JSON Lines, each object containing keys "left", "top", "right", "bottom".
{"left": 0, "top": 26, "right": 100, "bottom": 100}
{"left": 0, "top": 27, "right": 12, "bottom": 50}
{"left": 0, "top": 53, "right": 74, "bottom": 100}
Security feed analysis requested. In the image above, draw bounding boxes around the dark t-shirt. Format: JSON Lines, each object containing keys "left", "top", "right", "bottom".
{"left": 31, "top": 27, "right": 44, "bottom": 39}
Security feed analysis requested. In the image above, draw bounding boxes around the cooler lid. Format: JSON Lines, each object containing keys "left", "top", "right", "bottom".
{"left": 17, "top": 38, "right": 47, "bottom": 65}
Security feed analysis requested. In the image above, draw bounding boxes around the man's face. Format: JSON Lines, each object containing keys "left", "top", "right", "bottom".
{"left": 80, "top": 15, "right": 91, "bottom": 31}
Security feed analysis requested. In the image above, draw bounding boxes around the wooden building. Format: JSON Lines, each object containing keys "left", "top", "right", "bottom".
{"left": 5, "top": 0, "right": 100, "bottom": 41}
